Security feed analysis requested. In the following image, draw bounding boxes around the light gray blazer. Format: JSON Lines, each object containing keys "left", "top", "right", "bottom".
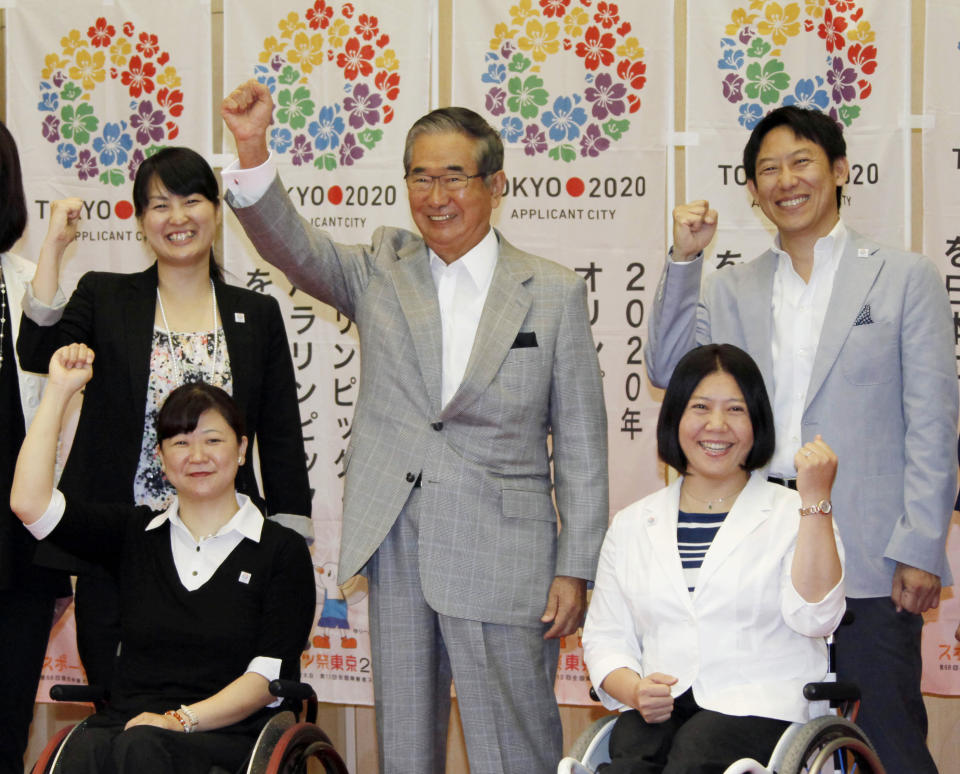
{"left": 645, "top": 230, "right": 957, "bottom": 598}
{"left": 228, "top": 177, "right": 609, "bottom": 626}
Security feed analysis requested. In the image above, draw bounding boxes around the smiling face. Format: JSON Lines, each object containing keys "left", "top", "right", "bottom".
{"left": 139, "top": 176, "right": 219, "bottom": 269}
{"left": 406, "top": 131, "right": 505, "bottom": 264}
{"left": 678, "top": 370, "right": 754, "bottom": 487}
{"left": 158, "top": 408, "right": 247, "bottom": 503}
{"left": 746, "top": 125, "right": 848, "bottom": 250}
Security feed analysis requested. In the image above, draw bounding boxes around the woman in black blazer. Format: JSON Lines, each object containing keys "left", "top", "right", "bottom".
{"left": 17, "top": 147, "right": 311, "bottom": 688}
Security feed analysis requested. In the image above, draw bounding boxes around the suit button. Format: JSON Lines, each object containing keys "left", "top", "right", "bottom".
{"left": 431, "top": 422, "right": 443, "bottom": 431}
{"left": 406, "top": 472, "right": 416, "bottom": 482}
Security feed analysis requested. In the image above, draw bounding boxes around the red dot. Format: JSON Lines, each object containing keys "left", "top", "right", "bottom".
{"left": 566, "top": 177, "right": 585, "bottom": 197}
{"left": 328, "top": 185, "right": 343, "bottom": 205}
{"left": 115, "top": 200, "right": 134, "bottom": 219}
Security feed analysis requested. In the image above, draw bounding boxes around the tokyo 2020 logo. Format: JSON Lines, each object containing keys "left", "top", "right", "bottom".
{"left": 38, "top": 17, "right": 184, "bottom": 186}
{"left": 718, "top": 0, "right": 877, "bottom": 130}
{"left": 481, "top": 0, "right": 646, "bottom": 161}
{"left": 253, "top": 1, "right": 400, "bottom": 171}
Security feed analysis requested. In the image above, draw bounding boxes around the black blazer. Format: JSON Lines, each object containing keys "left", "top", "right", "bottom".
{"left": 17, "top": 263, "right": 310, "bottom": 570}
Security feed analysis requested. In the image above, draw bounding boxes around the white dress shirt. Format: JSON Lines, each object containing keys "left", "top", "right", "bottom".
{"left": 429, "top": 229, "right": 498, "bottom": 407}
{"left": 768, "top": 220, "right": 846, "bottom": 477}
{"left": 29, "top": 490, "right": 282, "bottom": 688}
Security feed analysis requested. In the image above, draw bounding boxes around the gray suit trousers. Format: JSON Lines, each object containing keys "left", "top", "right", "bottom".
{"left": 367, "top": 487, "right": 563, "bottom": 774}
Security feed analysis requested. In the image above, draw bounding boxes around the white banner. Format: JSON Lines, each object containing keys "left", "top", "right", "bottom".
{"left": 920, "top": 0, "right": 960, "bottom": 697}
{"left": 451, "top": 0, "right": 673, "bottom": 705}
{"left": 222, "top": 0, "right": 434, "bottom": 706}
{"left": 4, "top": 0, "right": 212, "bottom": 702}
{"left": 686, "top": 0, "right": 910, "bottom": 271}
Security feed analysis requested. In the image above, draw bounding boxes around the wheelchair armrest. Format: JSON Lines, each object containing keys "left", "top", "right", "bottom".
{"left": 802, "top": 681, "right": 860, "bottom": 703}
{"left": 269, "top": 679, "right": 316, "bottom": 702}
{"left": 49, "top": 684, "right": 107, "bottom": 703}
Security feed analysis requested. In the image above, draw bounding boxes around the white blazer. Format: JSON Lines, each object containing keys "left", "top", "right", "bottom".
{"left": 583, "top": 471, "right": 846, "bottom": 723}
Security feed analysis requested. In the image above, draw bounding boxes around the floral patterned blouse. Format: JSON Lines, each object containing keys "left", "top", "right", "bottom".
{"left": 133, "top": 327, "right": 232, "bottom": 511}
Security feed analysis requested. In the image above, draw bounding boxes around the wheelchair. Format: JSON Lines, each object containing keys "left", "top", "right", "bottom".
{"left": 559, "top": 697, "right": 883, "bottom": 773}
{"left": 559, "top": 633, "right": 886, "bottom": 774}
{"left": 31, "top": 679, "right": 348, "bottom": 774}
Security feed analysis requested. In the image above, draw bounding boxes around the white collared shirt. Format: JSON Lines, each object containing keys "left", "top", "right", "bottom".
{"left": 29, "top": 491, "right": 282, "bottom": 689}
{"left": 145, "top": 493, "right": 263, "bottom": 590}
{"left": 768, "top": 220, "right": 847, "bottom": 477}
{"left": 429, "top": 229, "right": 499, "bottom": 407}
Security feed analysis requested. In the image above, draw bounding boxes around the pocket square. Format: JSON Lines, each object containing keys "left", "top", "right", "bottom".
{"left": 511, "top": 331, "right": 538, "bottom": 349}
{"left": 854, "top": 304, "right": 873, "bottom": 326}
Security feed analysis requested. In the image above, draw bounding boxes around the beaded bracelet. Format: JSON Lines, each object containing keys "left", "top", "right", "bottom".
{"left": 179, "top": 704, "right": 199, "bottom": 730}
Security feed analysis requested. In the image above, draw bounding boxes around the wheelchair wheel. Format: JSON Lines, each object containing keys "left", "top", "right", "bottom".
{"left": 779, "top": 716, "right": 885, "bottom": 774}
{"left": 31, "top": 724, "right": 76, "bottom": 774}
{"left": 264, "top": 722, "right": 348, "bottom": 774}
{"left": 567, "top": 715, "right": 617, "bottom": 770}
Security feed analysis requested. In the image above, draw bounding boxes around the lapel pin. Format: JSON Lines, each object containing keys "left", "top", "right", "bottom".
{"left": 239, "top": 571, "right": 251, "bottom": 584}
{"left": 857, "top": 248, "right": 870, "bottom": 258}
{"left": 234, "top": 312, "right": 246, "bottom": 323}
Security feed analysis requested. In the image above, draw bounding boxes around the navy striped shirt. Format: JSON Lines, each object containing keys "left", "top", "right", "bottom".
{"left": 678, "top": 509, "right": 726, "bottom": 592}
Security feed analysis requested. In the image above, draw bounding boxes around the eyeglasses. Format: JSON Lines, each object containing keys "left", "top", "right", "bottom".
{"left": 404, "top": 173, "right": 486, "bottom": 193}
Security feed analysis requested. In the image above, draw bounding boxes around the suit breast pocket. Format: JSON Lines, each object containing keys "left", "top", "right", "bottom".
{"left": 840, "top": 321, "right": 897, "bottom": 386}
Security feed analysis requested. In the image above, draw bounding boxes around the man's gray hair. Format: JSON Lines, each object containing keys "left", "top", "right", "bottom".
{"left": 403, "top": 107, "right": 504, "bottom": 178}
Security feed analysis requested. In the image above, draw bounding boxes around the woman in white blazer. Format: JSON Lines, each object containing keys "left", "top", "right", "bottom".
{"left": 581, "top": 344, "right": 845, "bottom": 773}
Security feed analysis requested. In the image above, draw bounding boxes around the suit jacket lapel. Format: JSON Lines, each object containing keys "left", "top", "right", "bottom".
{"left": 694, "top": 473, "right": 771, "bottom": 594}
{"left": 642, "top": 480, "right": 694, "bottom": 613}
{"left": 740, "top": 252, "right": 777, "bottom": 389}
{"left": 391, "top": 243, "right": 444, "bottom": 412}
{"left": 217, "top": 281, "right": 251, "bottom": 407}
{"left": 440, "top": 235, "right": 532, "bottom": 420}
{"left": 806, "top": 232, "right": 881, "bottom": 408}
{"left": 125, "top": 265, "right": 159, "bottom": 430}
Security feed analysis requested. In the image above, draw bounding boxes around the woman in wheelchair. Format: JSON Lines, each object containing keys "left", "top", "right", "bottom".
{"left": 11, "top": 344, "right": 315, "bottom": 774}
{"left": 581, "top": 344, "right": 845, "bottom": 773}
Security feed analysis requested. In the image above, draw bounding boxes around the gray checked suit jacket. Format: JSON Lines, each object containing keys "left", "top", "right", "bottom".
{"left": 646, "top": 229, "right": 957, "bottom": 598}
{"left": 229, "top": 176, "right": 609, "bottom": 627}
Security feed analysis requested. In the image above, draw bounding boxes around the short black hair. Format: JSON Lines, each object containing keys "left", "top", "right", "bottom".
{"left": 157, "top": 382, "right": 245, "bottom": 445}
{"left": 742, "top": 105, "right": 847, "bottom": 209}
{"left": 657, "top": 344, "right": 775, "bottom": 474}
{"left": 403, "top": 107, "right": 503, "bottom": 178}
{"left": 0, "top": 121, "right": 28, "bottom": 253}
{"left": 132, "top": 146, "right": 222, "bottom": 279}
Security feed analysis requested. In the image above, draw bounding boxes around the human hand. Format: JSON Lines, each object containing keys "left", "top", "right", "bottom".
{"left": 221, "top": 79, "right": 274, "bottom": 168}
{"left": 891, "top": 562, "right": 941, "bottom": 615}
{"left": 541, "top": 575, "right": 587, "bottom": 639}
{"left": 48, "top": 344, "right": 94, "bottom": 395}
{"left": 672, "top": 200, "right": 718, "bottom": 262}
{"left": 42, "top": 198, "right": 84, "bottom": 251}
{"left": 794, "top": 435, "right": 837, "bottom": 508}
{"left": 630, "top": 672, "right": 677, "bottom": 723}
{"left": 124, "top": 711, "right": 181, "bottom": 732}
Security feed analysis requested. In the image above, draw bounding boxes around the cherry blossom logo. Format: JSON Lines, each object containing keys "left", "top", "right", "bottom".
{"left": 38, "top": 18, "right": 184, "bottom": 186}
{"left": 481, "top": 0, "right": 646, "bottom": 161}
{"left": 719, "top": 0, "right": 877, "bottom": 130}
{"left": 254, "top": 1, "right": 399, "bottom": 170}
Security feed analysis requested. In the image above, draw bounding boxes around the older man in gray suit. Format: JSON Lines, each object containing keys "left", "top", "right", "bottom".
{"left": 221, "top": 81, "right": 608, "bottom": 773}
{"left": 647, "top": 106, "right": 956, "bottom": 773}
